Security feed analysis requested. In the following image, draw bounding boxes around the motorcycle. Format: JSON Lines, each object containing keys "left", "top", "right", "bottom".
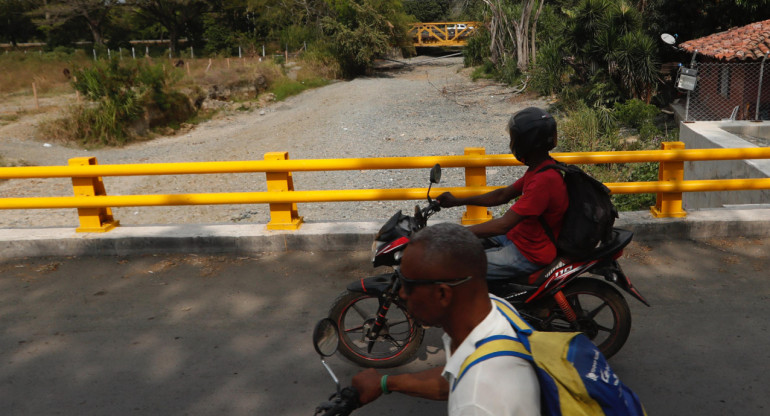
{"left": 312, "top": 318, "right": 360, "bottom": 416}
{"left": 327, "top": 164, "right": 649, "bottom": 368}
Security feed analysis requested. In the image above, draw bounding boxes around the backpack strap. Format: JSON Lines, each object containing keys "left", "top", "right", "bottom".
{"left": 491, "top": 298, "right": 534, "bottom": 336}
{"left": 535, "top": 161, "right": 567, "bottom": 246}
{"left": 452, "top": 298, "right": 541, "bottom": 391}
{"left": 453, "top": 335, "right": 532, "bottom": 391}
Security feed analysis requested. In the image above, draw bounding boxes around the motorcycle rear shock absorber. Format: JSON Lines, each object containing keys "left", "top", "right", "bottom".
{"left": 554, "top": 290, "right": 577, "bottom": 322}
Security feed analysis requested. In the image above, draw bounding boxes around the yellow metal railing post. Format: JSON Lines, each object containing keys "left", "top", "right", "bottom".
{"left": 651, "top": 141, "right": 687, "bottom": 218}
{"left": 69, "top": 157, "right": 120, "bottom": 232}
{"left": 265, "top": 152, "right": 303, "bottom": 230}
{"left": 461, "top": 147, "right": 493, "bottom": 225}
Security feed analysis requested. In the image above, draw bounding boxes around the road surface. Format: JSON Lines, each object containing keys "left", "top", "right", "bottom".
{"left": 1, "top": 236, "right": 768, "bottom": 415}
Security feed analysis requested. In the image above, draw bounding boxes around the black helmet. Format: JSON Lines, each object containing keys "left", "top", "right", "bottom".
{"left": 507, "top": 107, "right": 557, "bottom": 162}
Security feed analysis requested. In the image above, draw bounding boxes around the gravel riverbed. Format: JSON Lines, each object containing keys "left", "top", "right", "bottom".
{"left": 0, "top": 56, "right": 547, "bottom": 228}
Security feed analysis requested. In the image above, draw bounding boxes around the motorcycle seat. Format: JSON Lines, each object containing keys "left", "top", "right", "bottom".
{"left": 493, "top": 227, "right": 634, "bottom": 286}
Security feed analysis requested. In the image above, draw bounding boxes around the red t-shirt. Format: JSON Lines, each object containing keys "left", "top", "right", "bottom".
{"left": 505, "top": 159, "right": 568, "bottom": 265}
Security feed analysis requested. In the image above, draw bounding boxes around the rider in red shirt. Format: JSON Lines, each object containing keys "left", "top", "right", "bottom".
{"left": 437, "top": 107, "right": 568, "bottom": 279}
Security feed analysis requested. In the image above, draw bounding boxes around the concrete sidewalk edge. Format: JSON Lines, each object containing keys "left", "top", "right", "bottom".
{"left": 1, "top": 208, "right": 769, "bottom": 259}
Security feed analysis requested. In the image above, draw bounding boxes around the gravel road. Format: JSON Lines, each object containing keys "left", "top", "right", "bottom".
{"left": 0, "top": 56, "right": 547, "bottom": 228}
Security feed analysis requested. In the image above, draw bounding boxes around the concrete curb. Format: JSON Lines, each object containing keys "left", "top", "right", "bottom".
{"left": 1, "top": 208, "right": 769, "bottom": 259}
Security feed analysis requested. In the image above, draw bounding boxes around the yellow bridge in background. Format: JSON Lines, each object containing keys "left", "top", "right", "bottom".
{"left": 410, "top": 22, "right": 481, "bottom": 47}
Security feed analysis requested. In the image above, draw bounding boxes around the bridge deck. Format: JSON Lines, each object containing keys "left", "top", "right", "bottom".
{"left": 410, "top": 22, "right": 480, "bottom": 47}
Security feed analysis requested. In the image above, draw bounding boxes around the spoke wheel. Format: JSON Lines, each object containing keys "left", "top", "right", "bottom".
{"left": 329, "top": 290, "right": 424, "bottom": 368}
{"left": 537, "top": 279, "right": 631, "bottom": 359}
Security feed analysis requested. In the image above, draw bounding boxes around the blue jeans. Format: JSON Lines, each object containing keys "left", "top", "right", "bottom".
{"left": 484, "top": 235, "right": 542, "bottom": 280}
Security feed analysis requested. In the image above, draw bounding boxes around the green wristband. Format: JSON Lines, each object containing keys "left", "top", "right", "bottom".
{"left": 381, "top": 375, "right": 391, "bottom": 395}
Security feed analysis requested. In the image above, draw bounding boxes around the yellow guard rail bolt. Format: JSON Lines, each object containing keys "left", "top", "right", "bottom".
{"left": 651, "top": 141, "right": 688, "bottom": 218}
{"left": 69, "top": 157, "right": 120, "bottom": 232}
{"left": 264, "top": 151, "right": 303, "bottom": 230}
{"left": 461, "top": 147, "right": 493, "bottom": 225}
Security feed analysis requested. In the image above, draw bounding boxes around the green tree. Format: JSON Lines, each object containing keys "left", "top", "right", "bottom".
{"left": 129, "top": 0, "right": 209, "bottom": 56}
{"left": 321, "top": 0, "right": 414, "bottom": 77}
{"left": 30, "top": 0, "right": 120, "bottom": 46}
{"left": 564, "top": 0, "right": 658, "bottom": 104}
{"left": 0, "top": 0, "right": 40, "bottom": 46}
{"left": 403, "top": 0, "right": 449, "bottom": 22}
{"left": 480, "top": 0, "right": 546, "bottom": 71}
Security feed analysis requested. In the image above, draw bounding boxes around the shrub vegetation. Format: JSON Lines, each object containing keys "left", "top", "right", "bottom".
{"left": 42, "top": 58, "right": 193, "bottom": 146}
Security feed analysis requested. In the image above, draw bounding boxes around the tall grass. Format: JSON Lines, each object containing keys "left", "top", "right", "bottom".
{"left": 556, "top": 100, "right": 672, "bottom": 211}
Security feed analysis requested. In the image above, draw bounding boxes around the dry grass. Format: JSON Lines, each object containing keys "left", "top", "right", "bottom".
{"left": 0, "top": 51, "right": 89, "bottom": 96}
{"left": 169, "top": 56, "right": 284, "bottom": 89}
{"left": 4, "top": 52, "right": 335, "bottom": 147}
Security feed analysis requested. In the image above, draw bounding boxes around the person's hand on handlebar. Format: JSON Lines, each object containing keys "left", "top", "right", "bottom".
{"left": 436, "top": 192, "right": 460, "bottom": 208}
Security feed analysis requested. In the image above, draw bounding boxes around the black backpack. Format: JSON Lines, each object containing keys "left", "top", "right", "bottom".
{"left": 537, "top": 161, "right": 618, "bottom": 260}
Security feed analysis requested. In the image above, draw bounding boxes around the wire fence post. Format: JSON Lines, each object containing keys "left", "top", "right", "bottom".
{"left": 32, "top": 82, "right": 39, "bottom": 109}
{"left": 684, "top": 51, "right": 697, "bottom": 122}
{"left": 757, "top": 55, "right": 767, "bottom": 121}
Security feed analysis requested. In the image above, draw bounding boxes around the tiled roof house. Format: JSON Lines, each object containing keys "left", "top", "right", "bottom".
{"left": 678, "top": 19, "right": 770, "bottom": 120}
{"left": 680, "top": 19, "right": 770, "bottom": 61}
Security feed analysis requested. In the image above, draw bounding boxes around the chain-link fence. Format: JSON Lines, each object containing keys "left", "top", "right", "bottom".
{"left": 684, "top": 60, "right": 770, "bottom": 121}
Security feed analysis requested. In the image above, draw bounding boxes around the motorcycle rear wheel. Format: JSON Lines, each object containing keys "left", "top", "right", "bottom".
{"left": 535, "top": 279, "right": 631, "bottom": 359}
{"left": 329, "top": 290, "right": 424, "bottom": 368}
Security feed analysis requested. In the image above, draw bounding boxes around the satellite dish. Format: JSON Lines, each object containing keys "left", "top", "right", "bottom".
{"left": 661, "top": 33, "right": 676, "bottom": 45}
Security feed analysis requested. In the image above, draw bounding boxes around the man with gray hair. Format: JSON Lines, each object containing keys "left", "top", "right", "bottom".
{"left": 351, "top": 222, "right": 540, "bottom": 415}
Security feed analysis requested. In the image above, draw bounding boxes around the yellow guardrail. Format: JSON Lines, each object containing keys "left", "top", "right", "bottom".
{"left": 1, "top": 143, "right": 770, "bottom": 232}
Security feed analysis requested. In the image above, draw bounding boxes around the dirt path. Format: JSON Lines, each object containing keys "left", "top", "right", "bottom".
{"left": 0, "top": 56, "right": 546, "bottom": 228}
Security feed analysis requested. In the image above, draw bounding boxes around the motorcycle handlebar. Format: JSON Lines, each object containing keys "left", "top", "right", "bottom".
{"left": 414, "top": 201, "right": 441, "bottom": 229}
{"left": 314, "top": 387, "right": 360, "bottom": 416}
{"left": 422, "top": 200, "right": 441, "bottom": 217}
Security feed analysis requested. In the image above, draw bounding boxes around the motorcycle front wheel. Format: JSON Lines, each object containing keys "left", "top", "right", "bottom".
{"left": 329, "top": 290, "right": 424, "bottom": 368}
{"left": 535, "top": 278, "right": 631, "bottom": 359}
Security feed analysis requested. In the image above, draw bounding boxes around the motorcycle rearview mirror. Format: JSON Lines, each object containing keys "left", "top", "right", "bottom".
{"left": 312, "top": 318, "right": 342, "bottom": 395}
{"left": 427, "top": 164, "right": 441, "bottom": 204}
{"left": 430, "top": 164, "right": 441, "bottom": 184}
{"left": 313, "top": 318, "right": 340, "bottom": 357}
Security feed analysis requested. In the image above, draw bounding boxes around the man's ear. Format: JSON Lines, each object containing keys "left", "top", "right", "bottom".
{"left": 436, "top": 284, "right": 453, "bottom": 308}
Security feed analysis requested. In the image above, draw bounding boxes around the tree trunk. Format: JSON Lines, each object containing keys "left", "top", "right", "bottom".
{"left": 85, "top": 16, "right": 104, "bottom": 46}
{"left": 512, "top": 0, "right": 535, "bottom": 71}
{"left": 169, "top": 28, "right": 179, "bottom": 57}
{"left": 530, "top": 0, "right": 544, "bottom": 65}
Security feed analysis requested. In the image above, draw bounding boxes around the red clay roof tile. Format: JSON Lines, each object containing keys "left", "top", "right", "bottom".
{"left": 680, "top": 19, "right": 770, "bottom": 61}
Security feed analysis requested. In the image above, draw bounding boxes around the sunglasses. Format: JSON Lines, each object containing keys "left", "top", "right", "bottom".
{"left": 396, "top": 269, "right": 473, "bottom": 293}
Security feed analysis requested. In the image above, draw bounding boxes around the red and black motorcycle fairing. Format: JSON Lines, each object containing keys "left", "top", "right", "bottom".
{"left": 493, "top": 228, "right": 648, "bottom": 307}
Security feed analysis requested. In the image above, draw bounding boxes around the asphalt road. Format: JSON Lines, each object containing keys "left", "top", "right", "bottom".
{"left": 1, "top": 237, "right": 768, "bottom": 416}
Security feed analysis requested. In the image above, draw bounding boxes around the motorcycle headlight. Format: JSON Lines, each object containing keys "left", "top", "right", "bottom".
{"left": 372, "top": 240, "right": 383, "bottom": 262}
